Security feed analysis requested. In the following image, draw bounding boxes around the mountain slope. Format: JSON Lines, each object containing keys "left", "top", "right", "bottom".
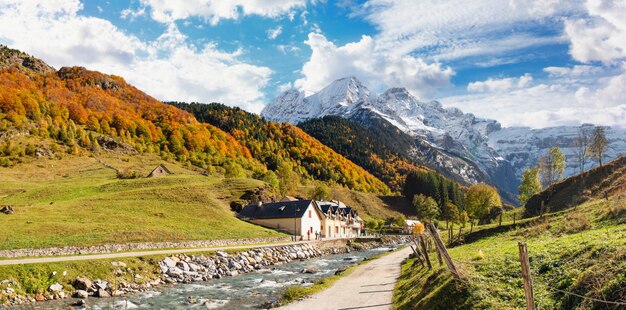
{"left": 0, "top": 46, "right": 256, "bottom": 172}
{"left": 262, "top": 76, "right": 626, "bottom": 204}
{"left": 170, "top": 102, "right": 390, "bottom": 194}
{"left": 297, "top": 115, "right": 431, "bottom": 191}
{"left": 262, "top": 77, "right": 517, "bottom": 202}
{"left": 525, "top": 155, "right": 626, "bottom": 217}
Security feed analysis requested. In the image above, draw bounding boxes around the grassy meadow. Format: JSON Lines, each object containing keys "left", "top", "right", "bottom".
{"left": 394, "top": 196, "right": 626, "bottom": 309}
{"left": 0, "top": 154, "right": 286, "bottom": 250}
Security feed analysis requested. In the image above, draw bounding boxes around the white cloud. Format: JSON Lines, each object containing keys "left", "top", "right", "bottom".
{"left": 467, "top": 74, "right": 533, "bottom": 93}
{"left": 277, "top": 82, "right": 293, "bottom": 93}
{"left": 443, "top": 64, "right": 626, "bottom": 128}
{"left": 358, "top": 0, "right": 584, "bottom": 60}
{"left": 121, "top": 7, "right": 146, "bottom": 20}
{"left": 294, "top": 33, "right": 454, "bottom": 98}
{"left": 266, "top": 26, "right": 282, "bottom": 40}
{"left": 277, "top": 44, "right": 300, "bottom": 54}
{"left": 0, "top": 0, "right": 272, "bottom": 112}
{"left": 564, "top": 0, "right": 626, "bottom": 64}
{"left": 543, "top": 65, "right": 602, "bottom": 78}
{"left": 139, "top": 0, "right": 306, "bottom": 25}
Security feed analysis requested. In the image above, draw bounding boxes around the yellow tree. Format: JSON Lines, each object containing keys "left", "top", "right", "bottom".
{"left": 466, "top": 184, "right": 501, "bottom": 232}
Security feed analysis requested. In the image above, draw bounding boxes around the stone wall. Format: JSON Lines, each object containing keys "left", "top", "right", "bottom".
{"left": 0, "top": 237, "right": 292, "bottom": 258}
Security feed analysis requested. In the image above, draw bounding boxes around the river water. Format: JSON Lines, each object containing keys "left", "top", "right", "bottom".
{"left": 26, "top": 246, "right": 398, "bottom": 309}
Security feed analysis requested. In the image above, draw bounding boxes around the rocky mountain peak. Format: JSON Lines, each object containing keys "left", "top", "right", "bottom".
{"left": 0, "top": 45, "right": 55, "bottom": 76}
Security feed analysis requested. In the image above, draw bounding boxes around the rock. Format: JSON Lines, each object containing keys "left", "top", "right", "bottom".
{"left": 216, "top": 251, "right": 229, "bottom": 258}
{"left": 187, "top": 262, "right": 201, "bottom": 272}
{"left": 296, "top": 251, "right": 306, "bottom": 259}
{"left": 335, "top": 267, "right": 348, "bottom": 275}
{"left": 35, "top": 294, "right": 45, "bottom": 302}
{"left": 111, "top": 261, "right": 127, "bottom": 268}
{"left": 48, "top": 283, "right": 63, "bottom": 292}
{"left": 74, "top": 290, "right": 89, "bottom": 299}
{"left": 162, "top": 257, "right": 177, "bottom": 268}
{"left": 177, "top": 261, "right": 190, "bottom": 272}
{"left": 167, "top": 267, "right": 183, "bottom": 277}
{"left": 134, "top": 274, "right": 142, "bottom": 280}
{"left": 1, "top": 205, "right": 14, "bottom": 214}
{"left": 71, "top": 299, "right": 86, "bottom": 307}
{"left": 96, "top": 288, "right": 110, "bottom": 298}
{"left": 300, "top": 268, "right": 319, "bottom": 274}
{"left": 93, "top": 280, "right": 109, "bottom": 291}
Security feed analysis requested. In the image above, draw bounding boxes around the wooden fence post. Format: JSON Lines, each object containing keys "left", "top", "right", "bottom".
{"left": 499, "top": 212, "right": 503, "bottom": 227}
{"left": 518, "top": 242, "right": 535, "bottom": 310}
{"left": 418, "top": 235, "right": 432, "bottom": 269}
{"left": 427, "top": 223, "right": 460, "bottom": 279}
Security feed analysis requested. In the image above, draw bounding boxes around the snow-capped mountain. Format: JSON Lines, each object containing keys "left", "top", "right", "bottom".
{"left": 489, "top": 125, "right": 626, "bottom": 179}
{"left": 262, "top": 76, "right": 626, "bottom": 202}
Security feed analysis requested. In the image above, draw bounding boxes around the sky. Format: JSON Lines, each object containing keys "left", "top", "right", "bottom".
{"left": 0, "top": 0, "right": 624, "bottom": 128}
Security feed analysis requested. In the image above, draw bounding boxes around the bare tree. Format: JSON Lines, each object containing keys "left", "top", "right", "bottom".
{"left": 589, "top": 126, "right": 608, "bottom": 166}
{"left": 573, "top": 127, "right": 591, "bottom": 175}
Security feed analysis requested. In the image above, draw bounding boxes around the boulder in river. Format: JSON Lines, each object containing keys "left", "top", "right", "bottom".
{"left": 73, "top": 277, "right": 92, "bottom": 291}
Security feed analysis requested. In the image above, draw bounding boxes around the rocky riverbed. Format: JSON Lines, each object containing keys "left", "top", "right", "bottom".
{"left": 1, "top": 237, "right": 407, "bottom": 308}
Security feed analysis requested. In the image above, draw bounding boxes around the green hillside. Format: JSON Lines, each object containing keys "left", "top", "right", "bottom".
{"left": 0, "top": 153, "right": 284, "bottom": 250}
{"left": 394, "top": 157, "right": 626, "bottom": 309}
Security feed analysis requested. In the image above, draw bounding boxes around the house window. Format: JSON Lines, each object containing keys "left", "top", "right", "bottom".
{"left": 335, "top": 226, "right": 339, "bottom": 233}
{"left": 308, "top": 210, "right": 312, "bottom": 218}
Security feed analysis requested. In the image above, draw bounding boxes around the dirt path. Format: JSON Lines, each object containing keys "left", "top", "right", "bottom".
{"left": 0, "top": 241, "right": 311, "bottom": 266}
{"left": 280, "top": 246, "right": 412, "bottom": 310}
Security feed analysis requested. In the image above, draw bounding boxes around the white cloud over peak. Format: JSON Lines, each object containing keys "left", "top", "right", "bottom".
{"left": 564, "top": 0, "right": 626, "bottom": 64}
{"left": 294, "top": 33, "right": 454, "bottom": 99}
{"left": 0, "top": 0, "right": 272, "bottom": 112}
{"left": 139, "top": 0, "right": 306, "bottom": 25}
{"left": 467, "top": 74, "right": 533, "bottom": 93}
{"left": 443, "top": 64, "right": 626, "bottom": 128}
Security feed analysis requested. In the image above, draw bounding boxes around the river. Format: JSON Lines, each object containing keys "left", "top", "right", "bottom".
{"left": 23, "top": 246, "right": 399, "bottom": 309}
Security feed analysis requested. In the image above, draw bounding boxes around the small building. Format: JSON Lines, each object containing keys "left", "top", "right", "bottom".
{"left": 238, "top": 200, "right": 324, "bottom": 240}
{"left": 147, "top": 164, "right": 172, "bottom": 178}
{"left": 404, "top": 219, "right": 422, "bottom": 234}
{"left": 317, "top": 201, "right": 364, "bottom": 238}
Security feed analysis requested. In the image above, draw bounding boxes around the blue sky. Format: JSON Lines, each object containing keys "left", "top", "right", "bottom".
{"left": 0, "top": 0, "right": 625, "bottom": 128}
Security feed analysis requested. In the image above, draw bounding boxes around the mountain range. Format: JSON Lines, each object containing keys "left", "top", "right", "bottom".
{"left": 262, "top": 76, "right": 626, "bottom": 202}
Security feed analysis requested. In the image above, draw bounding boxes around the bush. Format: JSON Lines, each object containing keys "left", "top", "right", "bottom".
{"left": 116, "top": 169, "right": 140, "bottom": 179}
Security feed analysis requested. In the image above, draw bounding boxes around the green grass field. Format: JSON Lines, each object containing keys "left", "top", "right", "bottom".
{"left": 394, "top": 196, "right": 626, "bottom": 309}
{"left": 0, "top": 154, "right": 286, "bottom": 250}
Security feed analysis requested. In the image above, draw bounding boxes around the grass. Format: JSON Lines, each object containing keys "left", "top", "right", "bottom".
{"left": 0, "top": 153, "right": 286, "bottom": 250}
{"left": 394, "top": 196, "right": 626, "bottom": 309}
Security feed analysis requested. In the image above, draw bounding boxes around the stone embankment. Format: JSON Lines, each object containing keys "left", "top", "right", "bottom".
{"left": 0, "top": 237, "right": 292, "bottom": 258}
{"left": 0, "top": 237, "right": 407, "bottom": 307}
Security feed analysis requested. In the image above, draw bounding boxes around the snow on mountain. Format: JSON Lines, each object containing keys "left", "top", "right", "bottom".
{"left": 488, "top": 124, "right": 626, "bottom": 179}
{"left": 262, "top": 76, "right": 626, "bottom": 201}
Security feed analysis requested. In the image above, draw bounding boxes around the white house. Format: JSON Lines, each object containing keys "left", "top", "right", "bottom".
{"left": 238, "top": 200, "right": 324, "bottom": 240}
